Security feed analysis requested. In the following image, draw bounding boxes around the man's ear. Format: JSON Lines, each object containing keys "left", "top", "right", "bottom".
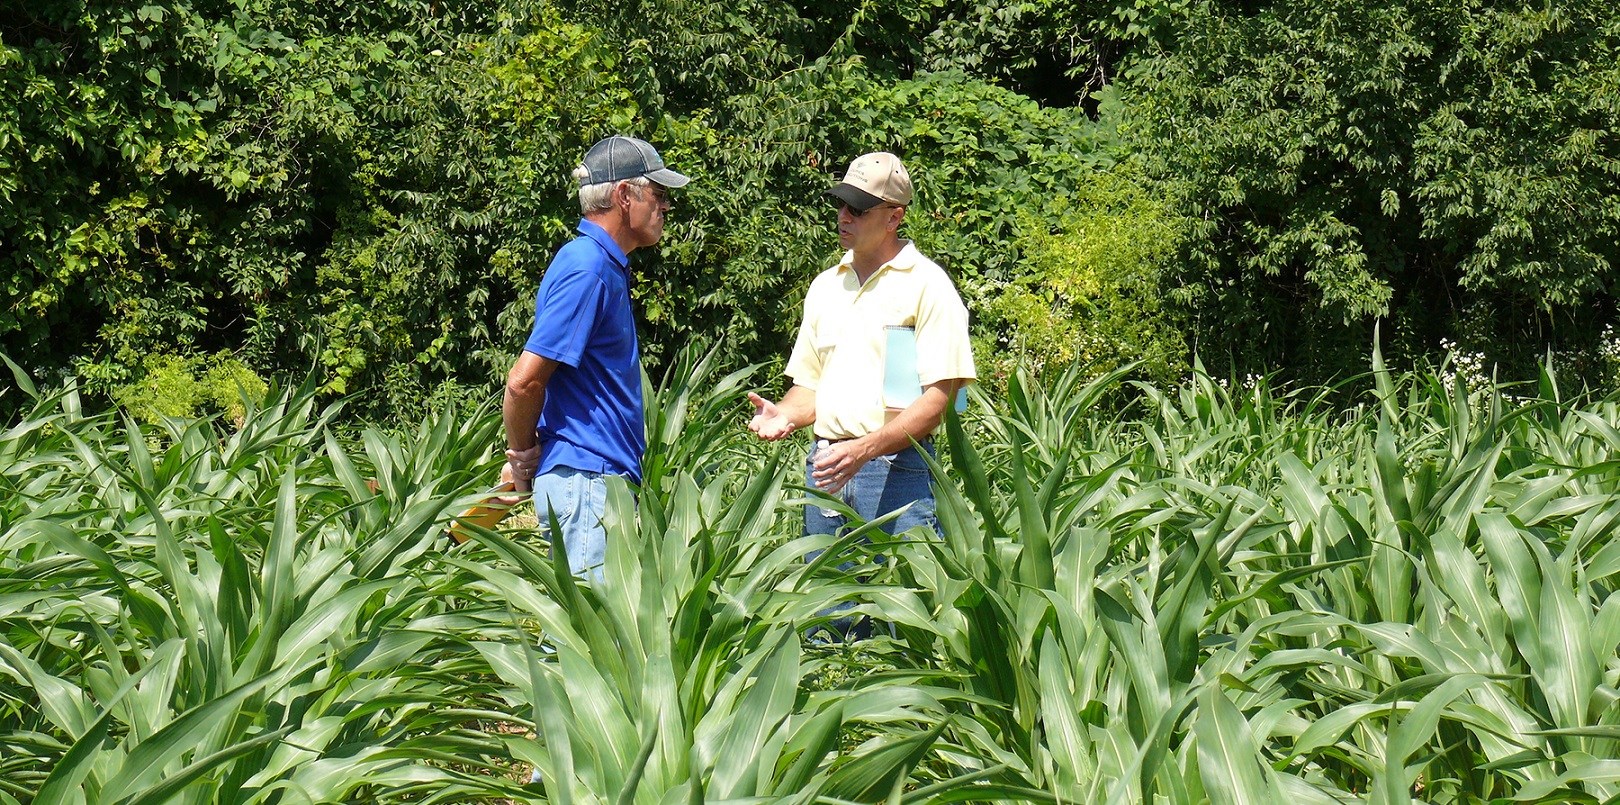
{"left": 604, "top": 180, "right": 632, "bottom": 213}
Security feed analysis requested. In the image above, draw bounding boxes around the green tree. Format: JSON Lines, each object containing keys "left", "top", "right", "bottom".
{"left": 633, "top": 65, "right": 1129, "bottom": 386}
{"left": 5, "top": 0, "right": 1151, "bottom": 421}
{"left": 1135, "top": 0, "right": 1620, "bottom": 384}
{"left": 3, "top": 0, "right": 502, "bottom": 402}
{"left": 0, "top": 0, "right": 659, "bottom": 418}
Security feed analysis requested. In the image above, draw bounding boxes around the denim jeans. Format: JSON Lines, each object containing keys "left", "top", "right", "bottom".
{"left": 532, "top": 466, "right": 608, "bottom": 582}
{"left": 804, "top": 439, "right": 939, "bottom": 540}
{"left": 803, "top": 440, "right": 937, "bottom": 641}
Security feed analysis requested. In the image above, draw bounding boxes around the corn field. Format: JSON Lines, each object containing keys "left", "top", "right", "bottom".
{"left": 5, "top": 344, "right": 1620, "bottom": 804}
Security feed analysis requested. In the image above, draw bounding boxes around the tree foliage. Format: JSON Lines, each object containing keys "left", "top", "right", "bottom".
{"left": 1136, "top": 0, "right": 1620, "bottom": 382}
{"left": 5, "top": 0, "right": 1620, "bottom": 420}
{"left": 2, "top": 0, "right": 654, "bottom": 416}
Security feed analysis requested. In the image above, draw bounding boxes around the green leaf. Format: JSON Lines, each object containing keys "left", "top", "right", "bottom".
{"left": 822, "top": 719, "right": 949, "bottom": 802}
{"left": 1194, "top": 685, "right": 1276, "bottom": 805}
{"left": 97, "top": 673, "right": 283, "bottom": 803}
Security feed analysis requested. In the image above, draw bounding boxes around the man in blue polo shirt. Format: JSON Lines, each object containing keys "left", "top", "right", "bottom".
{"left": 502, "top": 135, "right": 689, "bottom": 578}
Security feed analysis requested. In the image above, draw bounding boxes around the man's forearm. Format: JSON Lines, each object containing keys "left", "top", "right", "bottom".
{"left": 503, "top": 351, "right": 559, "bottom": 452}
{"left": 503, "top": 386, "right": 545, "bottom": 451}
{"left": 853, "top": 381, "right": 958, "bottom": 458}
{"left": 776, "top": 385, "right": 818, "bottom": 429}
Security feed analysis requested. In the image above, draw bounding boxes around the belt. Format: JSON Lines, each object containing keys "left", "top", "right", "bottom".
{"left": 817, "top": 435, "right": 933, "bottom": 447}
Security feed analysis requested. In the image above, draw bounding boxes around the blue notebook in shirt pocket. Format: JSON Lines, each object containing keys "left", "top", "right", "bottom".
{"left": 883, "top": 326, "right": 967, "bottom": 412}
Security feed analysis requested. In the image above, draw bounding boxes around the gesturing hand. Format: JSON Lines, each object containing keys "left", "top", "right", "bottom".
{"left": 747, "top": 392, "right": 797, "bottom": 440}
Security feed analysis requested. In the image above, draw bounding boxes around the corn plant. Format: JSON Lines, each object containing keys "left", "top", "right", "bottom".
{"left": 439, "top": 340, "right": 994, "bottom": 804}
{"left": 9, "top": 340, "right": 1620, "bottom": 804}
{"left": 858, "top": 346, "right": 1620, "bottom": 804}
{"left": 0, "top": 344, "right": 975, "bottom": 804}
{"left": 0, "top": 363, "right": 533, "bottom": 804}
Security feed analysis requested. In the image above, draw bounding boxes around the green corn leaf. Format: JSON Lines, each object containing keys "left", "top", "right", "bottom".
{"left": 1368, "top": 520, "right": 1414, "bottom": 624}
{"left": 555, "top": 645, "right": 640, "bottom": 792}
{"left": 821, "top": 719, "right": 949, "bottom": 802}
{"left": 0, "top": 643, "right": 95, "bottom": 738}
{"left": 1504, "top": 759, "right": 1620, "bottom": 801}
{"left": 1194, "top": 685, "right": 1277, "bottom": 805}
{"left": 1374, "top": 675, "right": 1479, "bottom": 805}
{"left": 1534, "top": 552, "right": 1599, "bottom": 729}
{"left": 33, "top": 703, "right": 115, "bottom": 805}
{"left": 244, "top": 468, "right": 301, "bottom": 677}
{"left": 614, "top": 718, "right": 661, "bottom": 805}
{"left": 1426, "top": 525, "right": 1505, "bottom": 644}
{"left": 904, "top": 780, "right": 1056, "bottom": 805}
{"left": 275, "top": 580, "right": 392, "bottom": 667}
{"left": 96, "top": 672, "right": 284, "bottom": 803}
{"left": 1006, "top": 427, "right": 1055, "bottom": 592}
{"left": 2, "top": 353, "right": 38, "bottom": 398}
{"left": 1288, "top": 701, "right": 1408, "bottom": 761}
{"left": 1039, "top": 631, "right": 1091, "bottom": 791}
{"left": 1370, "top": 415, "right": 1411, "bottom": 523}
{"left": 122, "top": 414, "right": 157, "bottom": 492}
{"left": 944, "top": 402, "right": 1007, "bottom": 547}
{"left": 1479, "top": 512, "right": 1544, "bottom": 670}
{"left": 709, "top": 628, "right": 801, "bottom": 799}
{"left": 118, "top": 725, "right": 294, "bottom": 805}
{"left": 530, "top": 645, "right": 576, "bottom": 805}
{"left": 772, "top": 701, "right": 846, "bottom": 795}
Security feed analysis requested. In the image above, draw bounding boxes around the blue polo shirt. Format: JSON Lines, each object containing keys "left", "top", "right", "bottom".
{"left": 522, "top": 219, "right": 645, "bottom": 483}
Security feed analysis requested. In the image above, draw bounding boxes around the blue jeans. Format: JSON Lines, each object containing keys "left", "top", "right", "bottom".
{"left": 804, "top": 439, "right": 939, "bottom": 541}
{"left": 532, "top": 467, "right": 608, "bottom": 582}
{"left": 803, "top": 440, "right": 937, "bottom": 641}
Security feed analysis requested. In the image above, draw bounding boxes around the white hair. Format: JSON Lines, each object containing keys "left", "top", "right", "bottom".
{"left": 575, "top": 165, "right": 651, "bottom": 214}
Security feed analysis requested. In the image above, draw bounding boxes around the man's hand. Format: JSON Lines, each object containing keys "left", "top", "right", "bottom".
{"left": 811, "top": 438, "right": 872, "bottom": 495}
{"left": 747, "top": 392, "right": 797, "bottom": 440}
{"left": 494, "top": 461, "right": 524, "bottom": 505}
{"left": 502, "top": 443, "right": 542, "bottom": 499}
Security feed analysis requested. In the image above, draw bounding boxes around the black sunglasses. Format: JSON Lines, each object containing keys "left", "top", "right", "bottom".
{"left": 841, "top": 202, "right": 899, "bottom": 218}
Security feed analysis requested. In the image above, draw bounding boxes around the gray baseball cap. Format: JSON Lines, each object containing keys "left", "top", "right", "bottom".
{"left": 580, "top": 136, "right": 691, "bottom": 188}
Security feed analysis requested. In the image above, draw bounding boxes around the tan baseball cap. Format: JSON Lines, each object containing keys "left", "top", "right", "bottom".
{"left": 828, "top": 152, "right": 913, "bottom": 211}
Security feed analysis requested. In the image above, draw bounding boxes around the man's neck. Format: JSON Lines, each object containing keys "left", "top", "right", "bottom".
{"left": 850, "top": 238, "right": 904, "bottom": 284}
{"left": 586, "top": 211, "right": 639, "bottom": 256}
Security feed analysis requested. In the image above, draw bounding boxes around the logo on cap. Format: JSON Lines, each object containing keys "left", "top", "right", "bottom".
{"left": 828, "top": 152, "right": 913, "bottom": 211}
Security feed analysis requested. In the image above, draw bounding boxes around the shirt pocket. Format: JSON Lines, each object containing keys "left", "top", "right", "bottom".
{"left": 810, "top": 310, "right": 849, "bottom": 359}
{"left": 878, "top": 301, "right": 916, "bottom": 329}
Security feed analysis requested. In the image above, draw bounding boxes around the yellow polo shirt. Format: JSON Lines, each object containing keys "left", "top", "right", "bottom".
{"left": 785, "top": 241, "right": 977, "bottom": 440}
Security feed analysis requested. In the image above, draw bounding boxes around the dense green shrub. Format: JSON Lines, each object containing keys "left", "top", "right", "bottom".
{"left": 111, "top": 350, "right": 269, "bottom": 426}
{"left": 3, "top": 0, "right": 1142, "bottom": 421}
{"left": 977, "top": 165, "right": 1187, "bottom": 386}
{"left": 611, "top": 65, "right": 1130, "bottom": 386}
{"left": 819, "top": 70, "right": 1120, "bottom": 286}
{"left": 0, "top": 1, "right": 649, "bottom": 419}
{"left": 7, "top": 0, "right": 1619, "bottom": 423}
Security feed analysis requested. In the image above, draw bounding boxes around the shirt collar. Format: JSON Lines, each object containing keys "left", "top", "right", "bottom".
{"left": 578, "top": 218, "right": 630, "bottom": 271}
{"left": 836, "top": 240, "right": 921, "bottom": 276}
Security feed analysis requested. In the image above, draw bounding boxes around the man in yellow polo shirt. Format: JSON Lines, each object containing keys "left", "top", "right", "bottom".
{"left": 748, "top": 151, "right": 976, "bottom": 606}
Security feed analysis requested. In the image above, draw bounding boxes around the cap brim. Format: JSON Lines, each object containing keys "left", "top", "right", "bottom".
{"left": 645, "top": 168, "right": 691, "bottom": 188}
{"left": 828, "top": 183, "right": 884, "bottom": 211}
